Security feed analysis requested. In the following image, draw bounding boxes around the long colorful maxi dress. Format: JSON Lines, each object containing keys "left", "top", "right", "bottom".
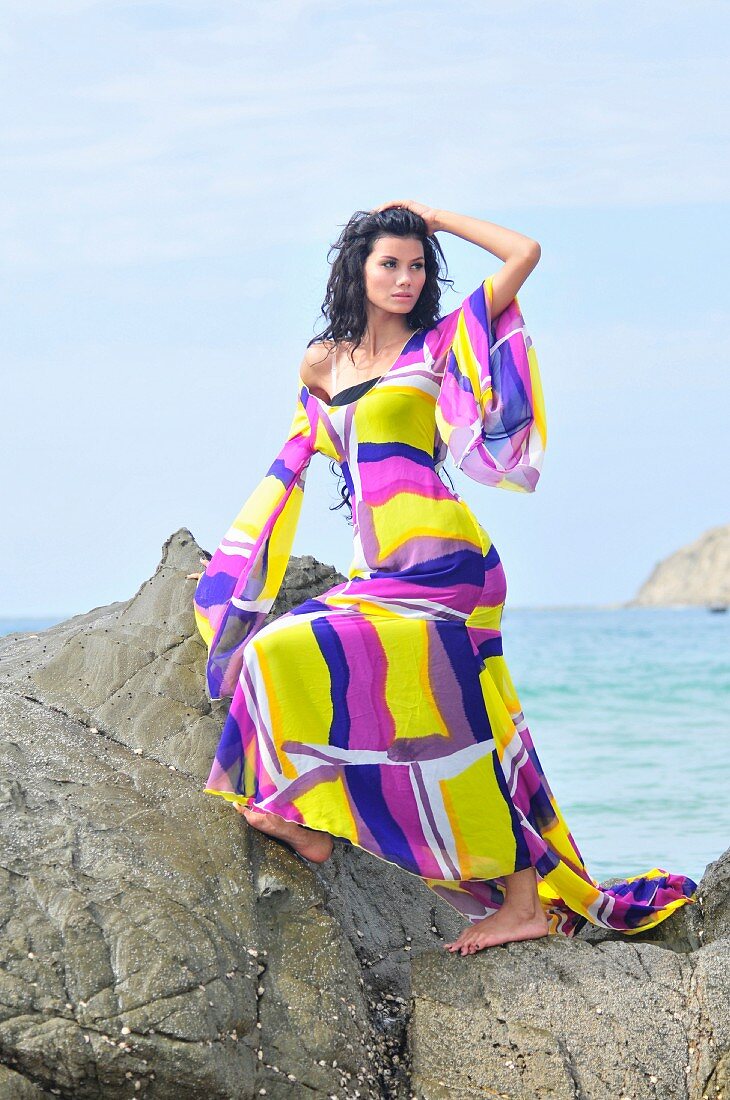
{"left": 193, "top": 275, "right": 697, "bottom": 937}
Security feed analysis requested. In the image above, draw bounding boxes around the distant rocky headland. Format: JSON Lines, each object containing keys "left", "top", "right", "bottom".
{"left": 629, "top": 522, "right": 730, "bottom": 608}
{"left": 1, "top": 529, "right": 728, "bottom": 1099}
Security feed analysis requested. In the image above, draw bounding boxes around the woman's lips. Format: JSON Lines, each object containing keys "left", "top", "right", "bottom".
{"left": 392, "top": 294, "right": 413, "bottom": 299}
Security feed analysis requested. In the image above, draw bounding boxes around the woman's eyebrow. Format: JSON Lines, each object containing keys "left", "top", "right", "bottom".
{"left": 380, "top": 254, "right": 425, "bottom": 261}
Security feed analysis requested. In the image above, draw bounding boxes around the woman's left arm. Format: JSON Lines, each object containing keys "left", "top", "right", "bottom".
{"left": 432, "top": 208, "right": 541, "bottom": 318}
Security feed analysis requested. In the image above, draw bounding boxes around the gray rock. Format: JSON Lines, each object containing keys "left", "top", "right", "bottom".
{"left": 697, "top": 848, "right": 730, "bottom": 947}
{"left": 0, "top": 529, "right": 463, "bottom": 1099}
{"left": 408, "top": 856, "right": 730, "bottom": 1099}
{"left": 28, "top": 535, "right": 347, "bottom": 787}
{"left": 1, "top": 529, "right": 727, "bottom": 1098}
{"left": 0, "top": 1062, "right": 53, "bottom": 1098}
{"left": 410, "top": 937, "right": 692, "bottom": 1099}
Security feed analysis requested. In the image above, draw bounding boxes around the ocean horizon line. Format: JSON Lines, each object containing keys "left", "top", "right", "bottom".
{"left": 1, "top": 602, "right": 725, "bottom": 629}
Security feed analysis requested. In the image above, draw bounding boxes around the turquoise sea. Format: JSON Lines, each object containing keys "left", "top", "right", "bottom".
{"left": 500, "top": 607, "right": 729, "bottom": 885}
{"left": 2, "top": 608, "right": 727, "bottom": 885}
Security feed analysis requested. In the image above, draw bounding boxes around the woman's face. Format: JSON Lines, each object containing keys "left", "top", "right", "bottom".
{"left": 363, "top": 235, "right": 426, "bottom": 317}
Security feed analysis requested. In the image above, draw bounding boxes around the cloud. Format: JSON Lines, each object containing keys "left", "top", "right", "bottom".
{"left": 0, "top": 1, "right": 728, "bottom": 269}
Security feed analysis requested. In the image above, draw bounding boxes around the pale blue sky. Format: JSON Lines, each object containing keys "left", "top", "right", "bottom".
{"left": 3, "top": 0, "right": 728, "bottom": 616}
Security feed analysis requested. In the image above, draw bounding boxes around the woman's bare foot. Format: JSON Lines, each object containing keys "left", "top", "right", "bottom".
{"left": 235, "top": 804, "right": 334, "bottom": 863}
{"left": 444, "top": 866, "right": 549, "bottom": 955}
{"left": 444, "top": 905, "right": 549, "bottom": 955}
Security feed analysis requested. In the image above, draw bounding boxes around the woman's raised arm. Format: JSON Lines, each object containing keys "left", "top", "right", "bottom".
{"left": 432, "top": 208, "right": 541, "bottom": 319}
{"left": 370, "top": 201, "right": 541, "bottom": 318}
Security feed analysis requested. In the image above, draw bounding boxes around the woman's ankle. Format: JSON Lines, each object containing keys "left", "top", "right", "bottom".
{"left": 502, "top": 866, "right": 541, "bottom": 916}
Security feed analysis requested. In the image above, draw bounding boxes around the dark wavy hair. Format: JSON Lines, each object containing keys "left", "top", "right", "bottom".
{"left": 308, "top": 207, "right": 456, "bottom": 523}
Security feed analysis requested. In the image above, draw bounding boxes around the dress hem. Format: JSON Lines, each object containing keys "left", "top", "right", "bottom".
{"left": 201, "top": 784, "right": 543, "bottom": 910}
{"left": 202, "top": 785, "right": 697, "bottom": 939}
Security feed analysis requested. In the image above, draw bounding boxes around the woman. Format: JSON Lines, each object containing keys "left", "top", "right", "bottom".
{"left": 191, "top": 201, "right": 697, "bottom": 956}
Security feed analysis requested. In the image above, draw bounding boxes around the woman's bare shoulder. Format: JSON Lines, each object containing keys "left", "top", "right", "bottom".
{"left": 299, "top": 340, "right": 336, "bottom": 389}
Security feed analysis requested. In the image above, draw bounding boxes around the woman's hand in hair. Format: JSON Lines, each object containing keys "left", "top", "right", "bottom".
{"left": 370, "top": 199, "right": 441, "bottom": 236}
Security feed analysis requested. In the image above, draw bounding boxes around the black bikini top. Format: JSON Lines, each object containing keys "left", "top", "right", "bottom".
{"left": 329, "top": 375, "right": 382, "bottom": 406}
{"left": 327, "top": 328, "right": 421, "bottom": 406}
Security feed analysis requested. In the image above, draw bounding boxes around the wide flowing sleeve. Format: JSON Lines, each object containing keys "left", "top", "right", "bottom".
{"left": 426, "top": 274, "right": 547, "bottom": 492}
{"left": 193, "top": 386, "right": 314, "bottom": 700}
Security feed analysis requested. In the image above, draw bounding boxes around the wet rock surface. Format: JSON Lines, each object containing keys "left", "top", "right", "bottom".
{"left": 0, "top": 529, "right": 726, "bottom": 1098}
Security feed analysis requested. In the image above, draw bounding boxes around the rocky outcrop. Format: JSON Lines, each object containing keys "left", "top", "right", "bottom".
{"left": 0, "top": 531, "right": 465, "bottom": 1100}
{"left": 0, "top": 529, "right": 727, "bottom": 1099}
{"left": 408, "top": 858, "right": 729, "bottom": 1099}
{"left": 629, "top": 523, "right": 730, "bottom": 608}
{"left": 29, "top": 536, "right": 345, "bottom": 782}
